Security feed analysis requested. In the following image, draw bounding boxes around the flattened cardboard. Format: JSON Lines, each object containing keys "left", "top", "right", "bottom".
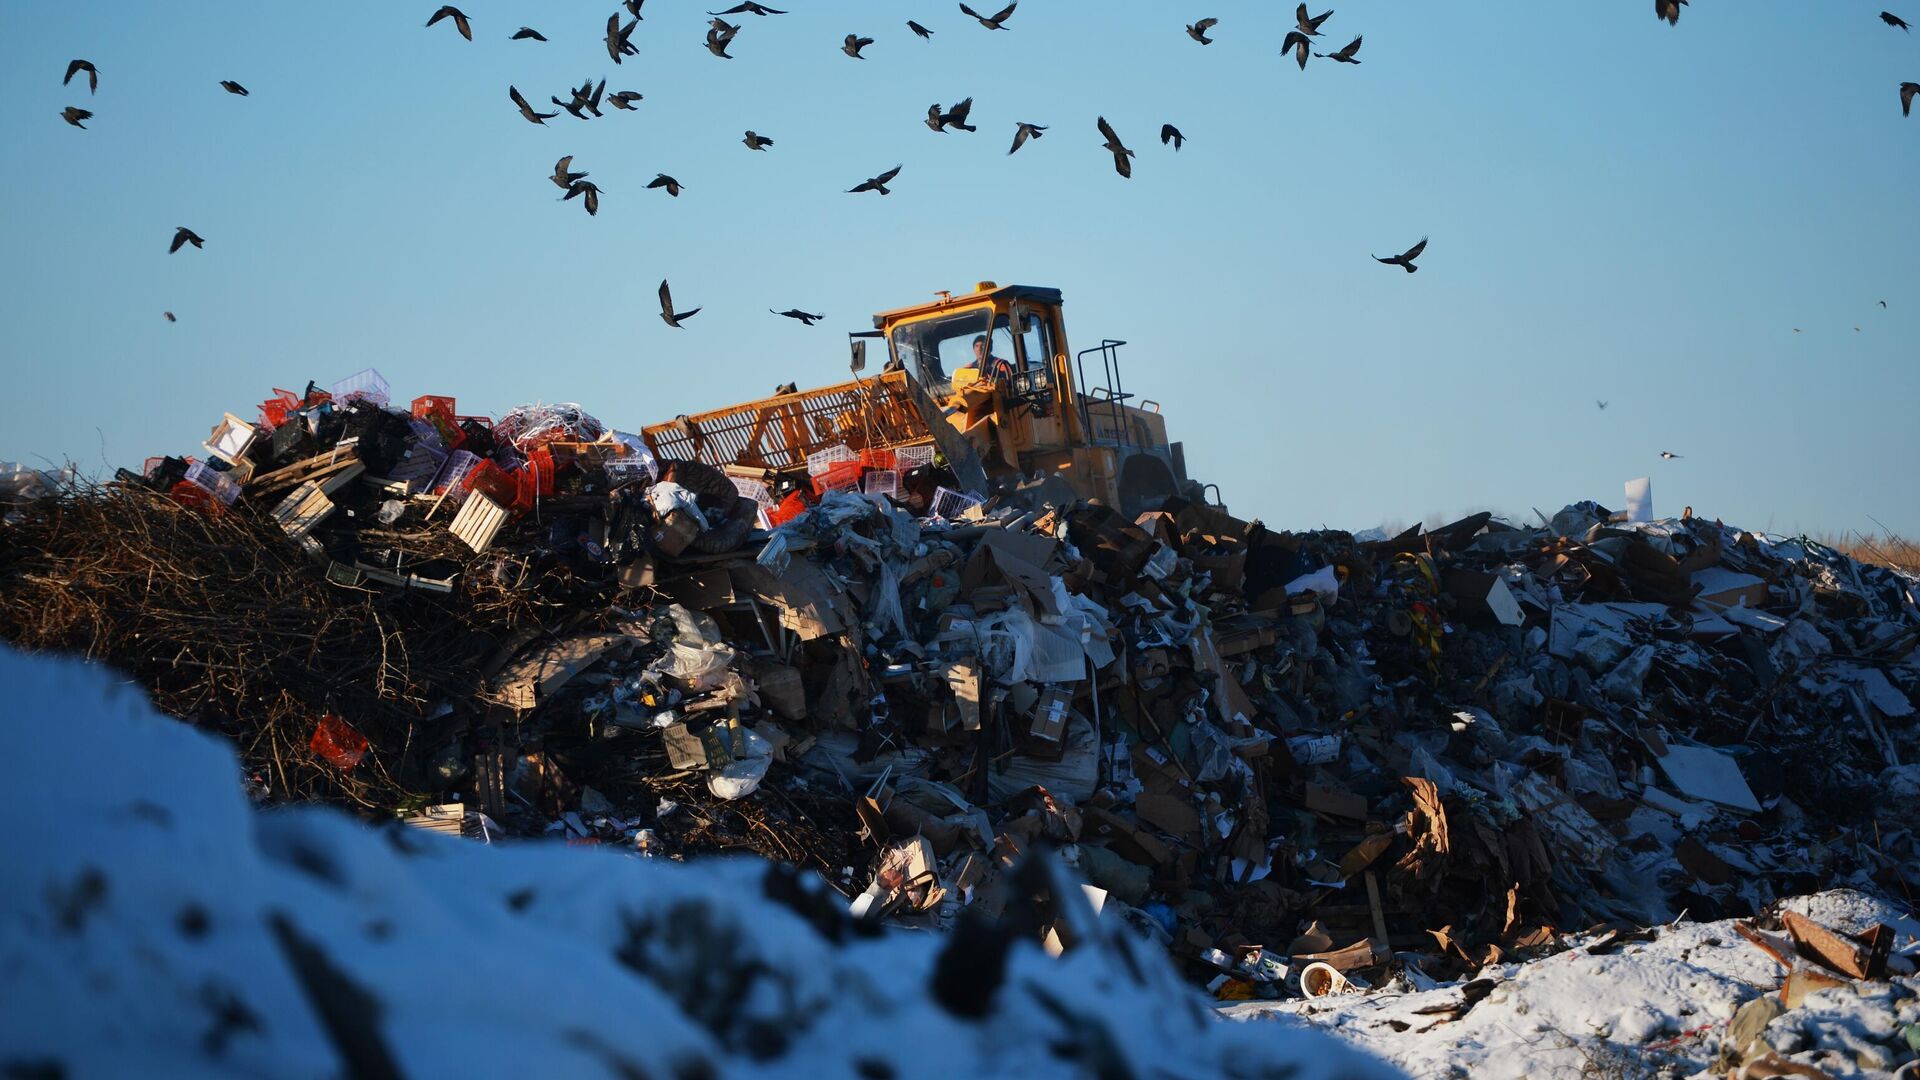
{"left": 1302, "top": 782, "right": 1368, "bottom": 821}
{"left": 486, "top": 632, "right": 632, "bottom": 714}
{"left": 735, "top": 558, "right": 846, "bottom": 640}
{"left": 1133, "top": 791, "right": 1202, "bottom": 842}
{"left": 1657, "top": 744, "right": 1761, "bottom": 814}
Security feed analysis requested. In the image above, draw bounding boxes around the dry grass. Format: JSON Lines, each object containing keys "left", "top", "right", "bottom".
{"left": 1815, "top": 531, "right": 1920, "bottom": 574}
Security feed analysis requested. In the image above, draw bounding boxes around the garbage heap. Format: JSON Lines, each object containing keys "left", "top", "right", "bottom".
{"left": 2, "top": 373, "right": 1917, "bottom": 1001}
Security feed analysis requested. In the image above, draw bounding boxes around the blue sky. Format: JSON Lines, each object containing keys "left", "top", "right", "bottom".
{"left": 2, "top": 1, "right": 1915, "bottom": 536}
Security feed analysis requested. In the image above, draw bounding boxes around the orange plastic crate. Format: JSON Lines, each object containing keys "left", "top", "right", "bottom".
{"left": 858, "top": 448, "right": 897, "bottom": 470}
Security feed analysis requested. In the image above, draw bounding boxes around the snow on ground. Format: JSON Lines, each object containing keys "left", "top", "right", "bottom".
{"left": 0, "top": 647, "right": 1397, "bottom": 1079}
{"left": 1224, "top": 899, "right": 1920, "bottom": 1079}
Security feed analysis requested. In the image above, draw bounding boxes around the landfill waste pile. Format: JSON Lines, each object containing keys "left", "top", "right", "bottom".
{"left": 2, "top": 371, "right": 1917, "bottom": 1009}
{"left": 0, "top": 647, "right": 1398, "bottom": 1080}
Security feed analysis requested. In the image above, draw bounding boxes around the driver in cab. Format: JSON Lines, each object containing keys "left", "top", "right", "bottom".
{"left": 961, "top": 334, "right": 1017, "bottom": 384}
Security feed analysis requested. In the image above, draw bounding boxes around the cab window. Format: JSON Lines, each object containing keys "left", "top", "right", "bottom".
{"left": 888, "top": 308, "right": 991, "bottom": 394}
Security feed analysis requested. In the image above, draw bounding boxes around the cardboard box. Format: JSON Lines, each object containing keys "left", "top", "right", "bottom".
{"left": 1029, "top": 685, "right": 1073, "bottom": 742}
{"left": 652, "top": 507, "right": 701, "bottom": 557}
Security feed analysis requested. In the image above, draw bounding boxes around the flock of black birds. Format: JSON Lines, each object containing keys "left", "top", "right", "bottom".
{"left": 50, "top": 3, "right": 1916, "bottom": 330}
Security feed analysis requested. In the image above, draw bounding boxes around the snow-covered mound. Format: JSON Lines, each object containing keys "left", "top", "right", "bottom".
{"left": 1225, "top": 896, "right": 1920, "bottom": 1079}
{"left": 0, "top": 647, "right": 1397, "bottom": 1079}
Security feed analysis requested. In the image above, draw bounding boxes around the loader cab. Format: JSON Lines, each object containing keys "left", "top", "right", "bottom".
{"left": 881, "top": 285, "right": 1060, "bottom": 407}
{"left": 875, "top": 282, "right": 1191, "bottom": 516}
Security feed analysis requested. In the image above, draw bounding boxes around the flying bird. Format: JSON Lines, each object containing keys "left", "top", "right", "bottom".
{"left": 1295, "top": 4, "right": 1332, "bottom": 35}
{"left": 712, "top": 2, "right": 786, "bottom": 14}
{"left": 848, "top": 164, "right": 902, "bottom": 194}
{"left": 169, "top": 227, "right": 205, "bottom": 254}
{"left": 773, "top": 382, "right": 798, "bottom": 395}
{"left": 706, "top": 22, "right": 739, "bottom": 58}
{"left": 1160, "top": 124, "right": 1184, "bottom": 150}
{"left": 908, "top": 20, "right": 934, "bottom": 39}
{"left": 564, "top": 179, "right": 602, "bottom": 216}
{"left": 608, "top": 91, "right": 643, "bottom": 110}
{"left": 1596, "top": 400, "right": 1608, "bottom": 410}
{"left": 928, "top": 97, "right": 977, "bottom": 132}
{"left": 1186, "top": 18, "right": 1218, "bottom": 44}
{"left": 1282, "top": 30, "right": 1312, "bottom": 70}
{"left": 1654, "top": 0, "right": 1687, "bottom": 25}
{"left": 1373, "top": 237, "right": 1427, "bottom": 273}
{"left": 959, "top": 2, "right": 1018, "bottom": 30}
{"left": 61, "top": 106, "right": 93, "bottom": 128}
{"left": 1883, "top": 11, "right": 1912, "bottom": 30}
{"left": 744, "top": 130, "right": 774, "bottom": 150}
{"left": 772, "top": 309, "right": 824, "bottom": 325}
{"left": 218, "top": 80, "right": 249, "bottom": 96}
{"left": 64, "top": 59, "right": 99, "bottom": 93}
{"left": 659, "top": 281, "right": 701, "bottom": 327}
{"left": 1881, "top": 300, "right": 1889, "bottom": 308}
{"left": 552, "top": 155, "right": 587, "bottom": 190}
{"left": 553, "top": 78, "right": 606, "bottom": 120}
{"left": 511, "top": 27, "right": 548, "bottom": 41}
{"left": 426, "top": 6, "right": 473, "bottom": 40}
{"left": 646, "top": 174, "right": 684, "bottom": 196}
{"left": 844, "top": 34, "right": 875, "bottom": 58}
{"left": 1316, "top": 35, "right": 1362, "bottom": 63}
{"left": 1659, "top": 451, "right": 1681, "bottom": 460}
{"left": 1903, "top": 82, "right": 1920, "bottom": 117}
{"left": 1097, "top": 116, "right": 1134, "bottom": 178}
{"left": 607, "top": 15, "right": 639, "bottom": 62}
{"left": 164, "top": 311, "right": 176, "bottom": 323}
{"left": 510, "top": 86, "right": 558, "bottom": 124}
{"left": 625, "top": 0, "right": 646, "bottom": 16}
{"left": 1008, "top": 121, "right": 1046, "bottom": 154}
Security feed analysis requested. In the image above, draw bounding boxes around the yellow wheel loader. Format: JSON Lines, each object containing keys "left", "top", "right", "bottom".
{"left": 642, "top": 282, "right": 1206, "bottom": 516}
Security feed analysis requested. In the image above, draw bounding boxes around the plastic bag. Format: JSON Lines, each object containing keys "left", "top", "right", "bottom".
{"left": 709, "top": 727, "right": 773, "bottom": 800}
{"left": 648, "top": 481, "right": 710, "bottom": 529}
{"left": 651, "top": 605, "right": 736, "bottom": 692}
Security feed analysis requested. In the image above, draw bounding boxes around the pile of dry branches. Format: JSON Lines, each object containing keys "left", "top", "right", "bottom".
{"left": 0, "top": 482, "right": 525, "bottom": 809}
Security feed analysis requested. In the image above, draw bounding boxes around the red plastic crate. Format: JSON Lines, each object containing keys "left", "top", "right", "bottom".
{"left": 510, "top": 447, "right": 556, "bottom": 513}
{"left": 812, "top": 460, "right": 866, "bottom": 496}
{"left": 167, "top": 479, "right": 221, "bottom": 515}
{"left": 464, "top": 460, "right": 519, "bottom": 505}
{"left": 412, "top": 394, "right": 456, "bottom": 419}
{"left": 258, "top": 389, "right": 301, "bottom": 430}
{"left": 412, "top": 396, "right": 464, "bottom": 448}
{"left": 858, "top": 448, "right": 897, "bottom": 470}
{"left": 766, "top": 491, "right": 811, "bottom": 527}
